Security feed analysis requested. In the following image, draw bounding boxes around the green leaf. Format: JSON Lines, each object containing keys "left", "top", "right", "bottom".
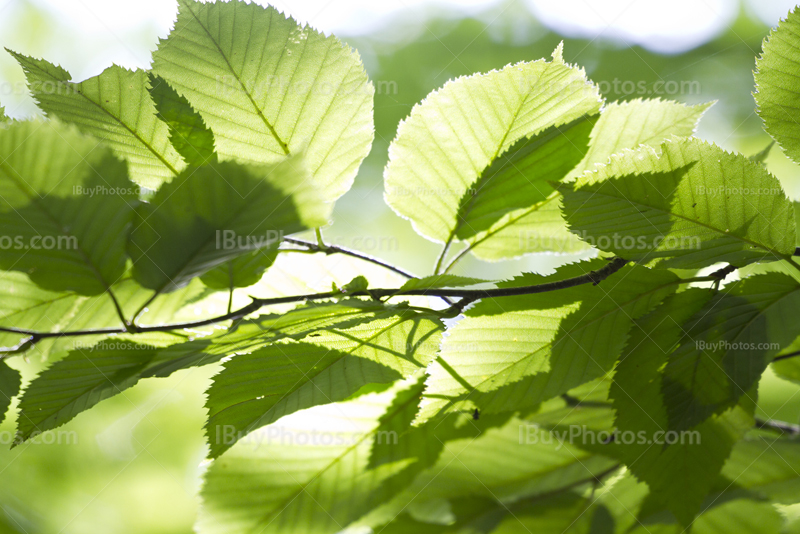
{"left": 419, "top": 260, "right": 678, "bottom": 421}
{"left": 635, "top": 438, "right": 800, "bottom": 528}
{"left": 151, "top": 0, "right": 374, "bottom": 202}
{"left": 386, "top": 472, "right": 647, "bottom": 534}
{"left": 609, "top": 289, "right": 755, "bottom": 525}
{"left": 468, "top": 195, "right": 586, "bottom": 258}
{"left": 662, "top": 273, "right": 800, "bottom": 431}
{"left": 148, "top": 73, "right": 217, "bottom": 167}
{"left": 610, "top": 289, "right": 712, "bottom": 462}
{"left": 15, "top": 342, "right": 158, "bottom": 443}
{"left": 385, "top": 45, "right": 602, "bottom": 244}
{"left": 128, "top": 157, "right": 329, "bottom": 293}
{"left": 205, "top": 309, "right": 442, "bottom": 457}
{"left": 373, "top": 481, "right": 635, "bottom": 534}
{"left": 466, "top": 98, "right": 711, "bottom": 261}
{"left": 341, "top": 275, "right": 369, "bottom": 294}
{"left": 771, "top": 332, "right": 800, "bottom": 383}
{"left": 9, "top": 53, "right": 185, "bottom": 187}
{"left": 0, "top": 120, "right": 138, "bottom": 295}
{"left": 755, "top": 7, "right": 800, "bottom": 165}
{"left": 635, "top": 499, "right": 784, "bottom": 534}
{"left": 720, "top": 437, "right": 800, "bottom": 504}
{"left": 0, "top": 360, "right": 20, "bottom": 424}
{"left": 399, "top": 275, "right": 488, "bottom": 291}
{"left": 198, "top": 377, "right": 427, "bottom": 534}
{"left": 562, "top": 138, "right": 796, "bottom": 268}
{"left": 199, "top": 249, "right": 278, "bottom": 290}
{"left": 362, "top": 387, "right": 511, "bottom": 491}
{"left": 568, "top": 98, "right": 713, "bottom": 179}
{"left": 452, "top": 114, "right": 597, "bottom": 240}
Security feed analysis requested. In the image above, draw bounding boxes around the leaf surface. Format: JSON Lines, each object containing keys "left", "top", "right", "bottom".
{"left": 151, "top": 0, "right": 374, "bottom": 202}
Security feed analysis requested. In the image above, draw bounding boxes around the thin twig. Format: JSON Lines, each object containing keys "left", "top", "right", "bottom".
{"left": 283, "top": 236, "right": 455, "bottom": 306}
{"left": 434, "top": 234, "right": 455, "bottom": 275}
{"left": 755, "top": 417, "right": 800, "bottom": 435}
{"left": 282, "top": 237, "right": 417, "bottom": 280}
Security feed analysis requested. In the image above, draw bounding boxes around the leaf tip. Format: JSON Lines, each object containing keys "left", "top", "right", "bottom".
{"left": 551, "top": 41, "right": 565, "bottom": 63}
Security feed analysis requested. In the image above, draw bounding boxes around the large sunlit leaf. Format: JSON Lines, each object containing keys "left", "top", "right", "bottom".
{"left": 385, "top": 45, "right": 602, "bottom": 244}
{"left": 9, "top": 53, "right": 185, "bottom": 187}
{"left": 0, "top": 120, "right": 138, "bottom": 296}
{"left": 467, "top": 98, "right": 711, "bottom": 260}
{"left": 151, "top": 0, "right": 374, "bottom": 202}
{"left": 419, "top": 259, "right": 678, "bottom": 421}
{"left": 562, "top": 138, "right": 796, "bottom": 268}
{"left": 197, "top": 376, "right": 426, "bottom": 534}
{"left": 128, "top": 156, "right": 329, "bottom": 294}
{"left": 205, "top": 309, "right": 442, "bottom": 457}
{"left": 755, "top": 7, "right": 800, "bottom": 166}
{"left": 567, "top": 98, "right": 712, "bottom": 179}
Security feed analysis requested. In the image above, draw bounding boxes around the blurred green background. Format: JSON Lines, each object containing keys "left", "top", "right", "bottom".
{"left": 2, "top": 0, "right": 800, "bottom": 532}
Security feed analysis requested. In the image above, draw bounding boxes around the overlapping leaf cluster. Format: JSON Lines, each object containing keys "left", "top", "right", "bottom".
{"left": 2, "top": 1, "right": 800, "bottom": 533}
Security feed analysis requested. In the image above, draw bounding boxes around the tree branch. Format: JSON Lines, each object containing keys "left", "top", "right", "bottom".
{"left": 1, "top": 257, "right": 630, "bottom": 354}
